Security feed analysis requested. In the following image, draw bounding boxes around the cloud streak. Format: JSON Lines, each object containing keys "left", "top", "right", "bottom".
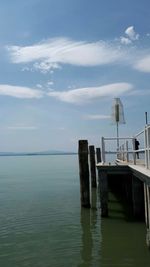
{"left": 84, "top": 114, "right": 111, "bottom": 120}
{"left": 0, "top": 84, "right": 43, "bottom": 99}
{"left": 47, "top": 82, "right": 133, "bottom": 104}
{"left": 7, "top": 126, "right": 38, "bottom": 130}
{"left": 0, "top": 82, "right": 134, "bottom": 102}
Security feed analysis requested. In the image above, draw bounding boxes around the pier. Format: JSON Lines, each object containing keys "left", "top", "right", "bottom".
{"left": 78, "top": 124, "right": 150, "bottom": 248}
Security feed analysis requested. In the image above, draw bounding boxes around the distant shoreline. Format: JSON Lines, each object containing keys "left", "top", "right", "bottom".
{"left": 0, "top": 152, "right": 77, "bottom": 157}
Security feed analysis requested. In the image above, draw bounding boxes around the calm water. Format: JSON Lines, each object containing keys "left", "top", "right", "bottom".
{"left": 0, "top": 155, "right": 150, "bottom": 267}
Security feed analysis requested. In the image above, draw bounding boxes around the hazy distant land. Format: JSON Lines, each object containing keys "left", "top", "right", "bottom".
{"left": 0, "top": 151, "right": 77, "bottom": 157}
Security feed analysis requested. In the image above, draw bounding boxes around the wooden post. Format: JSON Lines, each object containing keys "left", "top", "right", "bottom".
{"left": 98, "top": 170, "right": 108, "bottom": 217}
{"left": 89, "top": 145, "right": 97, "bottom": 188}
{"left": 96, "top": 147, "right": 101, "bottom": 163}
{"left": 78, "top": 140, "right": 90, "bottom": 208}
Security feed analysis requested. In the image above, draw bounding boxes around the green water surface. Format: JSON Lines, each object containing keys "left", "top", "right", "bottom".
{"left": 0, "top": 155, "right": 150, "bottom": 267}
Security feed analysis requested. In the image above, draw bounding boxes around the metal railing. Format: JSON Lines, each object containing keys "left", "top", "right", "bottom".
{"left": 101, "top": 124, "right": 150, "bottom": 169}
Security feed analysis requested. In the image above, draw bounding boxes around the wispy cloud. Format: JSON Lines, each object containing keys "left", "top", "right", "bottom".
{"left": 134, "top": 55, "right": 150, "bottom": 73}
{"left": 7, "top": 126, "right": 38, "bottom": 130}
{"left": 6, "top": 38, "right": 126, "bottom": 73}
{"left": 7, "top": 32, "right": 150, "bottom": 75}
{"left": 84, "top": 114, "right": 111, "bottom": 120}
{"left": 0, "top": 84, "right": 43, "bottom": 99}
{"left": 47, "top": 82, "right": 133, "bottom": 104}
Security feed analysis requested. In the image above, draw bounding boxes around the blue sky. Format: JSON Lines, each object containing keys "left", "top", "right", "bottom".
{"left": 0, "top": 0, "right": 150, "bottom": 152}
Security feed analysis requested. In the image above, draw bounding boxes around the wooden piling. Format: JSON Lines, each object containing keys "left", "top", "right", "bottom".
{"left": 78, "top": 140, "right": 90, "bottom": 208}
{"left": 96, "top": 147, "right": 101, "bottom": 163}
{"left": 89, "top": 145, "right": 97, "bottom": 188}
{"left": 98, "top": 170, "right": 108, "bottom": 217}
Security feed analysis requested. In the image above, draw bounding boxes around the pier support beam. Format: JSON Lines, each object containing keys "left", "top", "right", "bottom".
{"left": 89, "top": 145, "right": 97, "bottom": 188}
{"left": 98, "top": 170, "right": 108, "bottom": 217}
{"left": 132, "top": 175, "right": 144, "bottom": 219}
{"left": 144, "top": 183, "right": 149, "bottom": 227}
{"left": 78, "top": 140, "right": 90, "bottom": 208}
{"left": 145, "top": 185, "right": 150, "bottom": 248}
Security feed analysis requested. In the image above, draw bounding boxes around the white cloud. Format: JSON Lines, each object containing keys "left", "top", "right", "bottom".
{"left": 0, "top": 84, "right": 43, "bottom": 99}
{"left": 134, "top": 55, "right": 150, "bottom": 72}
{"left": 6, "top": 38, "right": 126, "bottom": 72}
{"left": 120, "top": 37, "right": 132, "bottom": 45}
{"left": 120, "top": 26, "right": 139, "bottom": 45}
{"left": 47, "top": 82, "right": 133, "bottom": 104}
{"left": 47, "top": 81, "right": 54, "bottom": 86}
{"left": 125, "top": 26, "right": 139, "bottom": 41}
{"left": 84, "top": 114, "right": 111, "bottom": 120}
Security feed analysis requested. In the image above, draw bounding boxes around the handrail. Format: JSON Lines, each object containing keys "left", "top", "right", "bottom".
{"left": 104, "top": 137, "right": 133, "bottom": 140}
{"left": 101, "top": 125, "right": 150, "bottom": 169}
{"left": 135, "top": 131, "right": 144, "bottom": 138}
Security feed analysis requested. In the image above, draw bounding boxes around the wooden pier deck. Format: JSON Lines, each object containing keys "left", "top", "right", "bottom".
{"left": 97, "top": 159, "right": 150, "bottom": 185}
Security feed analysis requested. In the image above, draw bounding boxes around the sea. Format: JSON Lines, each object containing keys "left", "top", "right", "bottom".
{"left": 0, "top": 154, "right": 150, "bottom": 267}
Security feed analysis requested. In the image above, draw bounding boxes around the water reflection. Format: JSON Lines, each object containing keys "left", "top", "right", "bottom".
{"left": 101, "top": 192, "right": 150, "bottom": 267}
{"left": 78, "top": 208, "right": 93, "bottom": 267}
{"left": 78, "top": 189, "right": 101, "bottom": 267}
{"left": 78, "top": 190, "right": 150, "bottom": 267}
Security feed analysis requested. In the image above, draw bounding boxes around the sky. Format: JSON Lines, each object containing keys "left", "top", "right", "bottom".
{"left": 0, "top": 0, "right": 150, "bottom": 152}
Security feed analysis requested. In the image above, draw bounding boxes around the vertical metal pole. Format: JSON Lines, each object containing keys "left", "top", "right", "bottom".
{"left": 145, "top": 111, "right": 148, "bottom": 125}
{"left": 147, "top": 126, "right": 150, "bottom": 169}
{"left": 116, "top": 122, "right": 119, "bottom": 155}
{"left": 126, "top": 140, "right": 129, "bottom": 162}
{"left": 145, "top": 126, "right": 148, "bottom": 169}
{"left": 101, "top": 137, "right": 105, "bottom": 163}
{"left": 122, "top": 144, "right": 125, "bottom": 161}
{"left": 132, "top": 138, "right": 136, "bottom": 165}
